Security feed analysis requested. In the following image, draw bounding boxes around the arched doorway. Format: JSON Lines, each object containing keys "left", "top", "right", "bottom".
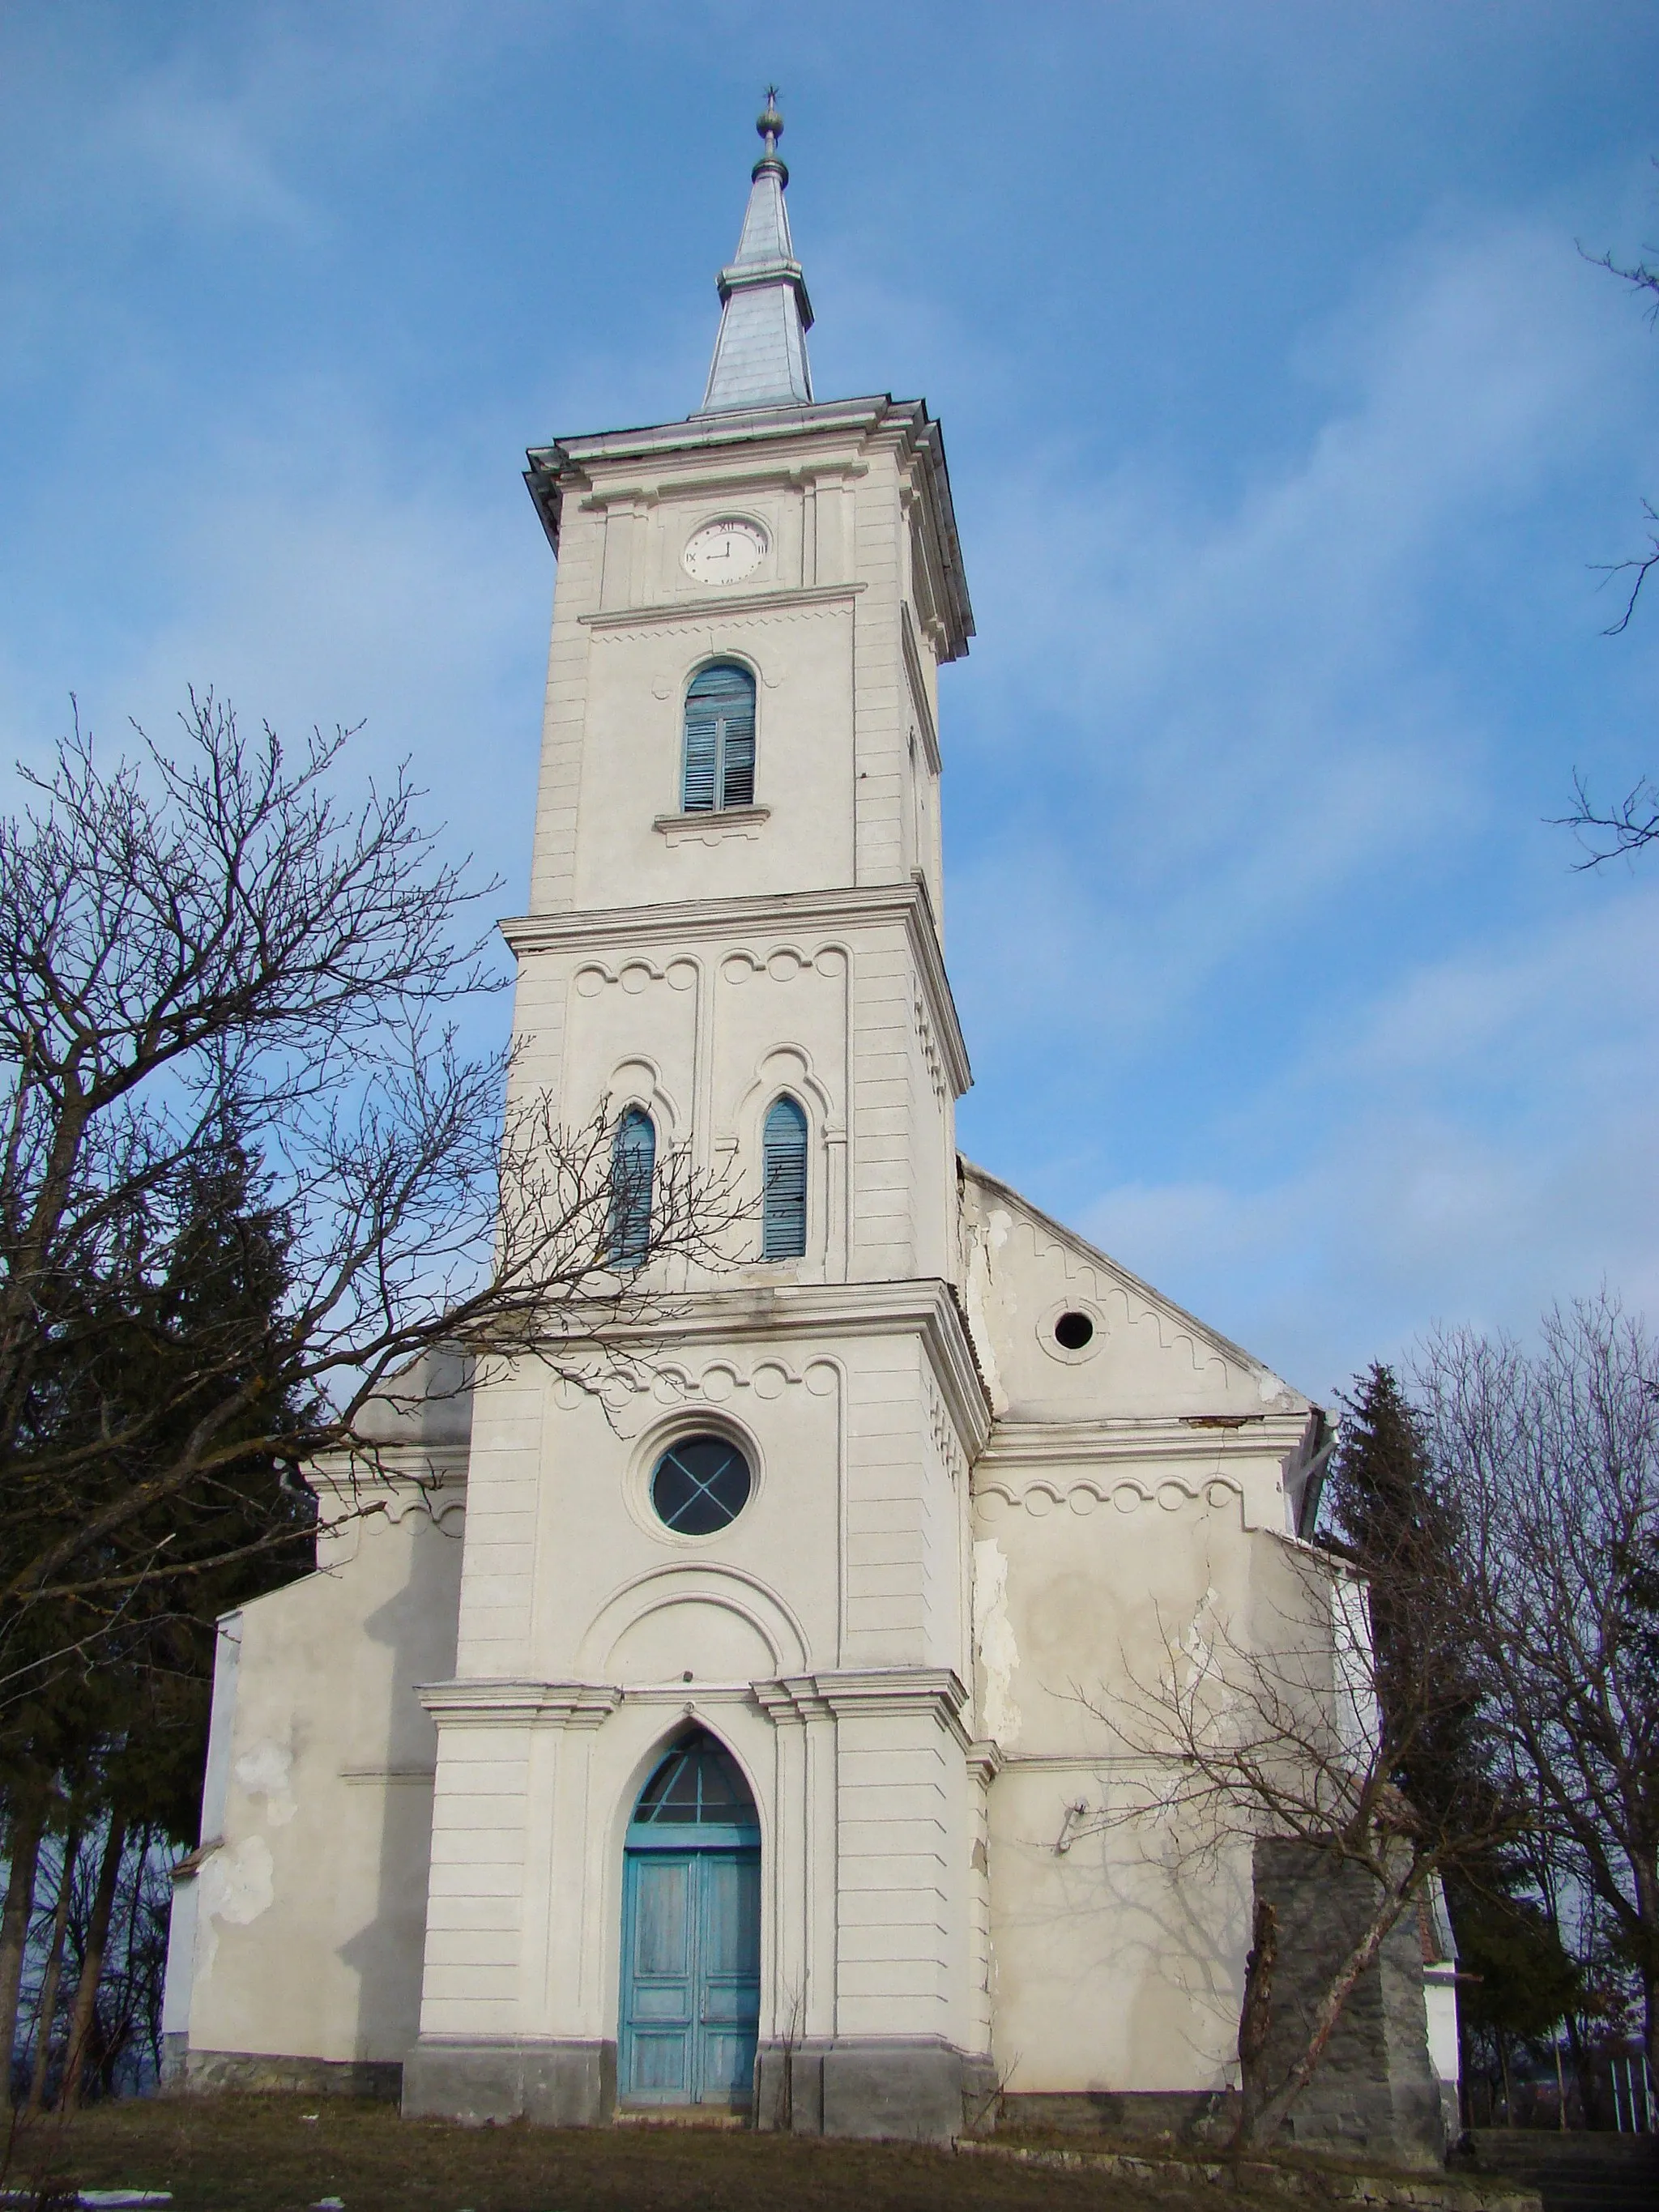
{"left": 618, "top": 1729, "right": 761, "bottom": 2109}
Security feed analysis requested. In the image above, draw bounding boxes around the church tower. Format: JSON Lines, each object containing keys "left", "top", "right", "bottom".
{"left": 401, "top": 97, "right": 996, "bottom": 2137}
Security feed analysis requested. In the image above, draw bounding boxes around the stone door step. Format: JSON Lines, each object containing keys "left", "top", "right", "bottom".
{"left": 615, "top": 2107, "right": 748, "bottom": 2129}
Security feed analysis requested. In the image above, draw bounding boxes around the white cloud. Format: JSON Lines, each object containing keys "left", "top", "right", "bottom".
{"left": 949, "top": 208, "right": 1659, "bottom": 1382}
{"left": 1077, "top": 884, "right": 1659, "bottom": 1392}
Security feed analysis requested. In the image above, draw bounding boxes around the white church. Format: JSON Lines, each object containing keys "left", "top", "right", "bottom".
{"left": 161, "top": 103, "right": 1452, "bottom": 2153}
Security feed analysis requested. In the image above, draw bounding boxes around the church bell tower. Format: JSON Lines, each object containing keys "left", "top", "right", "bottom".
{"left": 402, "top": 99, "right": 996, "bottom": 2140}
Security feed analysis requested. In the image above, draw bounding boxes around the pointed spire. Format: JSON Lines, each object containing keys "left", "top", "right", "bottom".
{"left": 695, "top": 91, "right": 815, "bottom": 415}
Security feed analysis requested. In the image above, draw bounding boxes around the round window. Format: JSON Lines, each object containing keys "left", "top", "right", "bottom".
{"left": 1054, "top": 1310, "right": 1095, "bottom": 1351}
{"left": 650, "top": 1434, "right": 753, "bottom": 1536}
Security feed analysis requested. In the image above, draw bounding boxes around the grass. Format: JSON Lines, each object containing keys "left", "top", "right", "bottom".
{"left": 0, "top": 2092, "right": 1260, "bottom": 2212}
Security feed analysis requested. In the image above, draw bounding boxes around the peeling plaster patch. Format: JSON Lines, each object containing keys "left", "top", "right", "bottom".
{"left": 973, "top": 1538, "right": 1022, "bottom": 1747}
{"left": 1257, "top": 1370, "right": 1286, "bottom": 1404}
{"left": 965, "top": 1213, "right": 1011, "bottom": 1416}
{"left": 234, "top": 1741, "right": 296, "bottom": 1826}
{"left": 1178, "top": 1585, "right": 1223, "bottom": 1691}
{"left": 194, "top": 1835, "right": 275, "bottom": 1980}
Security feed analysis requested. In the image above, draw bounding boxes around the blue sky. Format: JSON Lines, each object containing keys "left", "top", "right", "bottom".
{"left": 2, "top": 1, "right": 1657, "bottom": 1400}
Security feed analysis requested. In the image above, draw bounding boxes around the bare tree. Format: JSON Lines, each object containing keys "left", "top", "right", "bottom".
{"left": 1414, "top": 1297, "right": 1659, "bottom": 2092}
{"left": 1580, "top": 232, "right": 1659, "bottom": 641}
{"left": 0, "top": 693, "right": 746, "bottom": 1709}
{"left": 1562, "top": 204, "right": 1659, "bottom": 858}
{"left": 1080, "top": 1512, "right": 1526, "bottom": 2152}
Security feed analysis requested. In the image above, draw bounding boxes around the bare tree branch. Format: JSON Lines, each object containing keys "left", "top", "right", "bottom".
{"left": 0, "top": 695, "right": 751, "bottom": 1708}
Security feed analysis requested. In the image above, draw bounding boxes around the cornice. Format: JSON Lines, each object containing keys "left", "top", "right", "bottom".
{"left": 975, "top": 1412, "right": 1316, "bottom": 1471}
{"left": 418, "top": 1679, "right": 621, "bottom": 1730}
{"left": 501, "top": 880, "right": 971, "bottom": 1100}
{"left": 582, "top": 582, "right": 861, "bottom": 633}
{"left": 757, "top": 1668, "right": 970, "bottom": 1745}
{"left": 420, "top": 1669, "right": 974, "bottom": 1746}
{"left": 524, "top": 394, "right": 972, "bottom": 662}
{"left": 535, "top": 396, "right": 902, "bottom": 476}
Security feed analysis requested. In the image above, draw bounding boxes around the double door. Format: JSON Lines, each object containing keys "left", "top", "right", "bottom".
{"left": 619, "top": 1845, "right": 760, "bottom": 2108}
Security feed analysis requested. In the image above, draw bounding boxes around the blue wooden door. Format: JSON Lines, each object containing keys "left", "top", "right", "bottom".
{"left": 619, "top": 1734, "right": 761, "bottom": 2108}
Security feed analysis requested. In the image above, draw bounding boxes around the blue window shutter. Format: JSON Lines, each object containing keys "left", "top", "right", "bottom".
{"left": 684, "top": 663, "right": 755, "bottom": 812}
{"left": 610, "top": 1107, "right": 655, "bottom": 1268}
{"left": 761, "top": 1095, "right": 808, "bottom": 1259}
{"left": 719, "top": 698, "right": 755, "bottom": 808}
{"left": 682, "top": 714, "right": 717, "bottom": 812}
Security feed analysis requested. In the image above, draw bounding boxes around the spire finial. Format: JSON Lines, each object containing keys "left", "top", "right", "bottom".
{"left": 695, "top": 94, "right": 813, "bottom": 415}
{"left": 754, "top": 87, "right": 786, "bottom": 181}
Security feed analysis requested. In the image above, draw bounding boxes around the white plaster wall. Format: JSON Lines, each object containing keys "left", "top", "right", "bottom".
{"left": 960, "top": 1167, "right": 1303, "bottom": 1428}
{"left": 418, "top": 1683, "right": 983, "bottom": 2058}
{"left": 960, "top": 1161, "right": 1325, "bottom": 2098}
{"left": 987, "top": 1771, "right": 1250, "bottom": 2095}
{"left": 421, "top": 1300, "right": 987, "bottom": 2062}
{"left": 971, "top": 1477, "right": 1329, "bottom": 2094}
{"left": 181, "top": 1487, "right": 464, "bottom": 2065}
{"left": 499, "top": 903, "right": 958, "bottom": 1289}
{"left": 528, "top": 416, "right": 949, "bottom": 925}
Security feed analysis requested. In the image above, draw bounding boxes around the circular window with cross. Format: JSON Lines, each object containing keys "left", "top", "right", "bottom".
{"left": 649, "top": 1434, "right": 753, "bottom": 1536}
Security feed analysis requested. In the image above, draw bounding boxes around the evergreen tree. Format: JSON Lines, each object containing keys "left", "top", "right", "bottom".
{"left": 2, "top": 1119, "right": 316, "bottom": 2097}
{"left": 1328, "top": 1364, "right": 1578, "bottom": 2073}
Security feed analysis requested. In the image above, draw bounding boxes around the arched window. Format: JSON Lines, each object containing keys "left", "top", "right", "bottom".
{"left": 682, "top": 663, "right": 756, "bottom": 812}
{"left": 631, "top": 1730, "right": 758, "bottom": 1833}
{"left": 761, "top": 1094, "right": 808, "bottom": 1260}
{"left": 609, "top": 1106, "right": 655, "bottom": 1268}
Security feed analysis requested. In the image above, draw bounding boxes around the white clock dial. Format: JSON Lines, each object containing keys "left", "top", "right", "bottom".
{"left": 682, "top": 518, "right": 768, "bottom": 585}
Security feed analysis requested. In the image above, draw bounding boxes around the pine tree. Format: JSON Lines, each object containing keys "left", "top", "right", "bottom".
{"left": 4, "top": 1119, "right": 316, "bottom": 2099}
{"left": 1329, "top": 1365, "right": 1578, "bottom": 2079}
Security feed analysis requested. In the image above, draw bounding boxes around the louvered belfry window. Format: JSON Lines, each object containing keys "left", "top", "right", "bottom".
{"left": 761, "top": 1095, "right": 808, "bottom": 1259}
{"left": 609, "top": 1107, "right": 655, "bottom": 1268}
{"left": 682, "top": 663, "right": 756, "bottom": 812}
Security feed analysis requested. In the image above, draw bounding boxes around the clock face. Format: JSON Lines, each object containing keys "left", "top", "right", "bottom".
{"left": 682, "top": 518, "right": 768, "bottom": 586}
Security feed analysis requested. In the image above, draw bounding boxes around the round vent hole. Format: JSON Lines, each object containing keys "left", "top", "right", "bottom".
{"left": 1054, "top": 1311, "right": 1094, "bottom": 1352}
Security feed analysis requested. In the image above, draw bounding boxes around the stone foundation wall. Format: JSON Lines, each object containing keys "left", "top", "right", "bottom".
{"left": 993, "top": 2090, "right": 1236, "bottom": 2142}
{"left": 173, "top": 2048, "right": 403, "bottom": 2100}
{"left": 1252, "top": 1838, "right": 1444, "bottom": 2169}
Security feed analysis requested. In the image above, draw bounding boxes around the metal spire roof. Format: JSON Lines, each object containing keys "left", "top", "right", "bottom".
{"left": 695, "top": 92, "right": 815, "bottom": 416}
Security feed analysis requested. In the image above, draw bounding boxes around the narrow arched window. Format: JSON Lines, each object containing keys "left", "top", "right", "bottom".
{"left": 609, "top": 1107, "right": 655, "bottom": 1268}
{"left": 761, "top": 1095, "right": 808, "bottom": 1260}
{"left": 682, "top": 663, "right": 756, "bottom": 812}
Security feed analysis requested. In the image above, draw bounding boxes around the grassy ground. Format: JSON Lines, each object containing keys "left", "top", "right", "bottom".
{"left": 0, "top": 2093, "right": 1256, "bottom": 2212}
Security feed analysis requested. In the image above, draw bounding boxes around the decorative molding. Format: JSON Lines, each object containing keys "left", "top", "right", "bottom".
{"left": 914, "top": 987, "right": 946, "bottom": 1106}
{"left": 582, "top": 582, "right": 861, "bottom": 634}
{"left": 309, "top": 1452, "right": 467, "bottom": 1525}
{"left": 532, "top": 1277, "right": 991, "bottom": 1465}
{"left": 417, "top": 1680, "right": 621, "bottom": 1730}
{"left": 900, "top": 602, "right": 942, "bottom": 774}
{"left": 925, "top": 1370, "right": 968, "bottom": 1491}
{"left": 576, "top": 1562, "right": 810, "bottom": 1677}
{"left": 653, "top": 805, "right": 770, "bottom": 846}
{"left": 974, "top": 1471, "right": 1247, "bottom": 1520}
{"left": 974, "top": 1411, "right": 1312, "bottom": 1471}
{"left": 966, "top": 1740, "right": 1005, "bottom": 1786}
{"left": 755, "top": 1668, "right": 970, "bottom": 1743}
{"left": 505, "top": 880, "right": 971, "bottom": 1102}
